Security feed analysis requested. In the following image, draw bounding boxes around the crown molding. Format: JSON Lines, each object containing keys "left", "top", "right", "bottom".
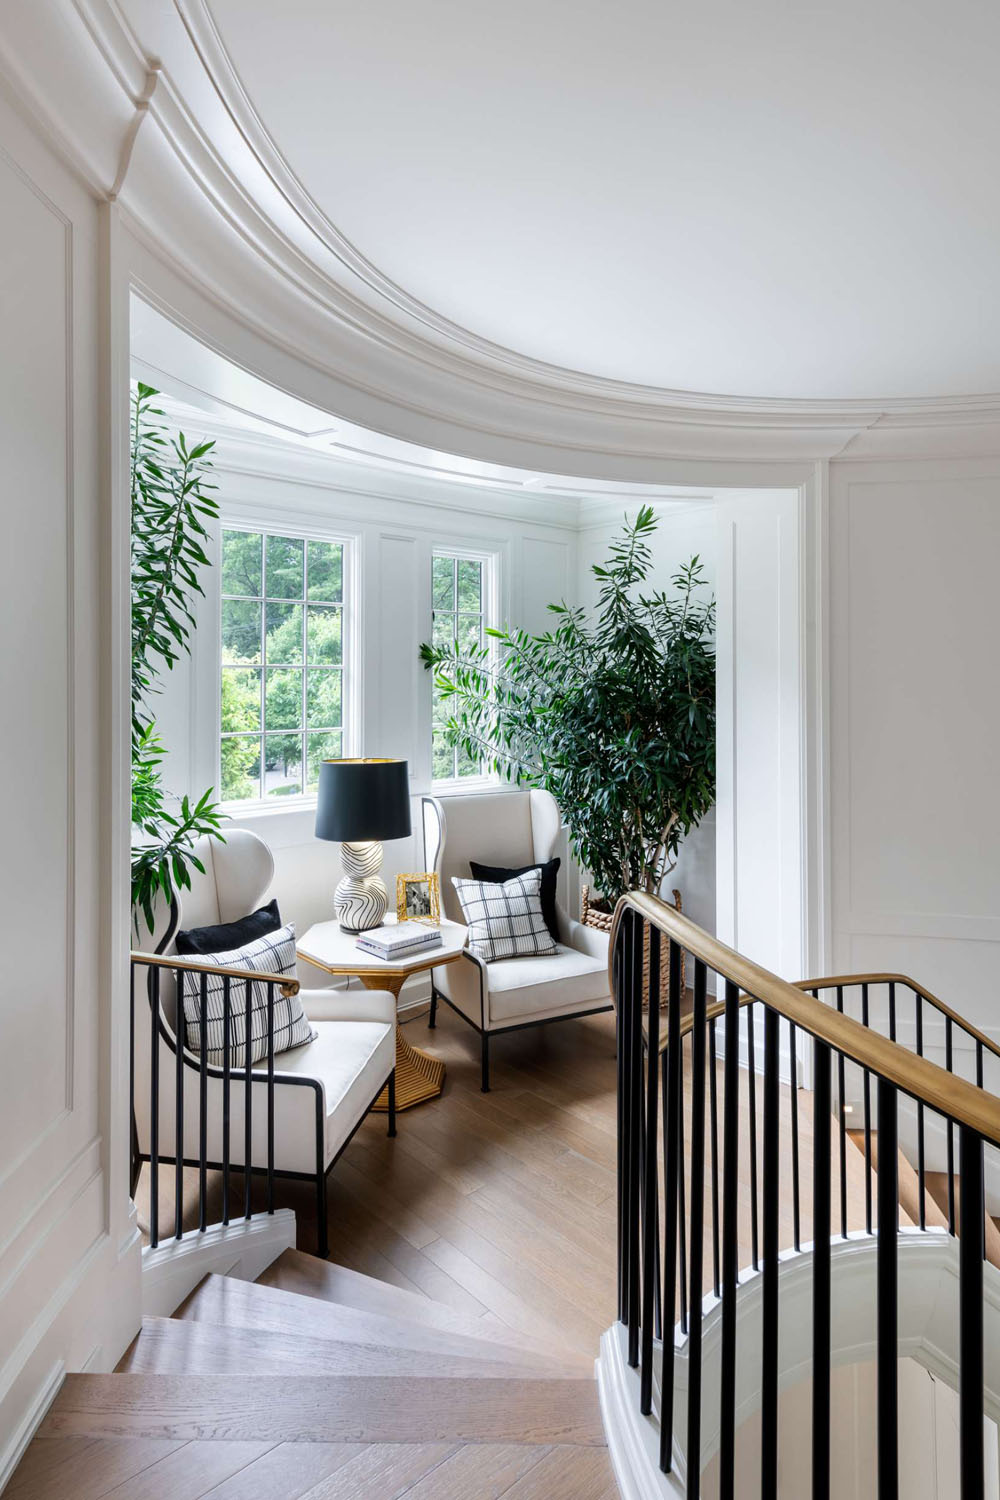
{"left": 3, "top": 0, "right": 1000, "bottom": 474}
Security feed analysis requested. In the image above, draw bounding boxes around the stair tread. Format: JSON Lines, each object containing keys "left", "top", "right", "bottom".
{"left": 44, "top": 1374, "right": 607, "bottom": 1447}
{"left": 176, "top": 1274, "right": 590, "bottom": 1374}
{"left": 256, "top": 1248, "right": 572, "bottom": 1360}
{"left": 122, "top": 1316, "right": 586, "bottom": 1381}
{"left": 10, "top": 1438, "right": 618, "bottom": 1500}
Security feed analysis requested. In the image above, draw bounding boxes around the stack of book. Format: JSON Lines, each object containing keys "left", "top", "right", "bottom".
{"left": 356, "top": 924, "right": 443, "bottom": 961}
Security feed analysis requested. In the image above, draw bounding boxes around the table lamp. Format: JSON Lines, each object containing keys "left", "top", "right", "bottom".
{"left": 315, "top": 757, "right": 412, "bottom": 931}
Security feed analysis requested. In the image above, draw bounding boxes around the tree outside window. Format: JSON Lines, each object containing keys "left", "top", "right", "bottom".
{"left": 220, "top": 528, "right": 346, "bottom": 801}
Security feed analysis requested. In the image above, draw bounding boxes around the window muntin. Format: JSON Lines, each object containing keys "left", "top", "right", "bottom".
{"left": 431, "top": 551, "right": 488, "bottom": 782}
{"left": 220, "top": 528, "right": 346, "bottom": 802}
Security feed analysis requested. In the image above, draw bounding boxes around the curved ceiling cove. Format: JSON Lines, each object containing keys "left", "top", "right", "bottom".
{"left": 204, "top": 0, "right": 1000, "bottom": 402}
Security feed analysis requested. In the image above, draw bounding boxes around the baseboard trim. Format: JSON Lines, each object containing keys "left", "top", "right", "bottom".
{"left": 0, "top": 1359, "right": 64, "bottom": 1494}
{"left": 141, "top": 1210, "right": 297, "bottom": 1317}
{"left": 596, "top": 1324, "right": 680, "bottom": 1500}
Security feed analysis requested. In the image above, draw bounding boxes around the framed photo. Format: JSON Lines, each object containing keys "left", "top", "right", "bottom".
{"left": 396, "top": 871, "right": 441, "bottom": 924}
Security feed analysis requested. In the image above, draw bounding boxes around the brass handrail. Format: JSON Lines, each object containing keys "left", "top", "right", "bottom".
{"left": 610, "top": 891, "right": 1000, "bottom": 1149}
{"left": 130, "top": 949, "right": 300, "bottom": 999}
{"left": 797, "top": 972, "right": 1000, "bottom": 1063}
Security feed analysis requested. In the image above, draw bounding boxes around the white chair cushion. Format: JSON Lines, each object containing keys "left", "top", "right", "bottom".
{"left": 486, "top": 944, "right": 610, "bottom": 1023}
{"left": 255, "top": 1017, "right": 394, "bottom": 1163}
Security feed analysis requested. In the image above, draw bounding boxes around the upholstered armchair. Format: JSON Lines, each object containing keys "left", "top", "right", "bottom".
{"left": 422, "top": 789, "right": 612, "bottom": 1090}
{"left": 132, "top": 829, "right": 396, "bottom": 1257}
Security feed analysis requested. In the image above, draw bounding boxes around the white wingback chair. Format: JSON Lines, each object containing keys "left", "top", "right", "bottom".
{"left": 422, "top": 789, "right": 612, "bottom": 1089}
{"left": 132, "top": 829, "right": 396, "bottom": 1257}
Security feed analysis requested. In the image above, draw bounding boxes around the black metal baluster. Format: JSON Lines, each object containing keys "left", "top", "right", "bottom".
{"left": 888, "top": 980, "right": 896, "bottom": 1044}
{"left": 244, "top": 975, "right": 253, "bottom": 1220}
{"left": 812, "top": 1040, "right": 831, "bottom": 1500}
{"left": 947, "top": 1018, "right": 955, "bottom": 1234}
{"left": 877, "top": 1078, "right": 899, "bottom": 1500}
{"left": 861, "top": 982, "right": 872, "bottom": 1234}
{"left": 915, "top": 994, "right": 926, "bottom": 1230}
{"left": 149, "top": 967, "right": 160, "bottom": 1250}
{"left": 747, "top": 1002, "right": 759, "bottom": 1271}
{"left": 761, "top": 1006, "right": 780, "bottom": 1499}
{"left": 686, "top": 959, "right": 708, "bottom": 1500}
{"left": 129, "top": 963, "right": 136, "bottom": 1193}
{"left": 677, "top": 1037, "right": 689, "bottom": 1336}
{"left": 619, "top": 911, "right": 635, "bottom": 1330}
{"left": 222, "top": 975, "right": 231, "bottom": 1227}
{"left": 175, "top": 971, "right": 186, "bottom": 1240}
{"left": 640, "top": 926, "right": 661, "bottom": 1415}
{"left": 199, "top": 971, "right": 208, "bottom": 1233}
{"left": 627, "top": 913, "right": 643, "bottom": 1364}
{"left": 267, "top": 981, "right": 276, "bottom": 1214}
{"left": 659, "top": 936, "right": 683, "bottom": 1474}
{"left": 976, "top": 1042, "right": 985, "bottom": 1261}
{"left": 718, "top": 979, "right": 740, "bottom": 1500}
{"left": 790, "top": 1019, "right": 801, "bottom": 1252}
{"left": 709, "top": 1016, "right": 721, "bottom": 1298}
{"left": 835, "top": 986, "right": 848, "bottom": 1239}
{"left": 959, "top": 1124, "right": 985, "bottom": 1500}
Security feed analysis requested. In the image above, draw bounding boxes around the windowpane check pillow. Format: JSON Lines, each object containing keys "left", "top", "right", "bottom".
{"left": 452, "top": 869, "right": 558, "bottom": 964}
{"left": 179, "top": 923, "right": 316, "bottom": 1068}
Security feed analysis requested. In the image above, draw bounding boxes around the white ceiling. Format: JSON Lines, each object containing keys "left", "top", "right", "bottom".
{"left": 206, "top": 0, "right": 1000, "bottom": 402}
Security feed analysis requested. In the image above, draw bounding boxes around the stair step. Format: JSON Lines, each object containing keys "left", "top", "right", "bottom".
{"left": 44, "top": 1373, "right": 607, "bottom": 1447}
{"left": 175, "top": 1274, "right": 590, "bottom": 1376}
{"left": 121, "top": 1315, "right": 584, "bottom": 1380}
{"left": 256, "top": 1248, "right": 571, "bottom": 1361}
{"left": 12, "top": 1437, "right": 618, "bottom": 1500}
{"left": 925, "top": 1172, "right": 1000, "bottom": 1268}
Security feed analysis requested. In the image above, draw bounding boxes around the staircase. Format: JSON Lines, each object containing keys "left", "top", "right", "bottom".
{"left": 9, "top": 1249, "right": 619, "bottom": 1499}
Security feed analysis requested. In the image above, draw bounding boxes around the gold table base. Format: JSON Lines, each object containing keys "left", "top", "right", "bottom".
{"left": 359, "top": 974, "right": 447, "bottom": 1112}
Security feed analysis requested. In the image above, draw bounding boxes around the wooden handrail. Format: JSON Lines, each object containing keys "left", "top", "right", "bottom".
{"left": 130, "top": 949, "right": 300, "bottom": 999}
{"left": 611, "top": 891, "right": 1000, "bottom": 1149}
{"left": 796, "top": 972, "right": 1000, "bottom": 1063}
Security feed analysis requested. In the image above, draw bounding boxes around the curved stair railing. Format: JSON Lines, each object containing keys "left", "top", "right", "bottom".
{"left": 610, "top": 892, "right": 1000, "bottom": 1500}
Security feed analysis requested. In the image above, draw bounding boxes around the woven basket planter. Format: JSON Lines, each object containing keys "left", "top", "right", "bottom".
{"left": 581, "top": 885, "right": 685, "bottom": 1008}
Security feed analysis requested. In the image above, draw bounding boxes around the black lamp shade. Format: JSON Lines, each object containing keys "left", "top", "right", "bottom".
{"left": 315, "top": 758, "right": 412, "bottom": 844}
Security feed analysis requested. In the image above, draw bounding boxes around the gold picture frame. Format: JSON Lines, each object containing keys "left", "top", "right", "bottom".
{"left": 396, "top": 871, "right": 441, "bottom": 924}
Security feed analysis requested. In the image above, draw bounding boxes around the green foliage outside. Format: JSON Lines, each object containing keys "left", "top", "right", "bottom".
{"left": 219, "top": 528, "right": 345, "bottom": 801}
{"left": 420, "top": 507, "right": 715, "bottom": 903}
{"left": 131, "top": 384, "right": 225, "bottom": 933}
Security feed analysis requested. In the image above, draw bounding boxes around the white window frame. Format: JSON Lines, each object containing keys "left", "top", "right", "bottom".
{"left": 430, "top": 543, "right": 501, "bottom": 793}
{"left": 215, "top": 516, "right": 362, "bottom": 814}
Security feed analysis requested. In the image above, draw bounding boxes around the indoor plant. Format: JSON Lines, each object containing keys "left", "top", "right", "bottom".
{"left": 131, "top": 382, "right": 225, "bottom": 933}
{"left": 420, "top": 506, "right": 715, "bottom": 909}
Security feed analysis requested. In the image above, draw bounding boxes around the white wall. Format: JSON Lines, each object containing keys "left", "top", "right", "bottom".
{"left": 150, "top": 429, "right": 581, "bottom": 998}
{"left": 828, "top": 458, "right": 1000, "bottom": 1067}
{"left": 0, "top": 92, "right": 139, "bottom": 1479}
{"left": 576, "top": 502, "right": 718, "bottom": 934}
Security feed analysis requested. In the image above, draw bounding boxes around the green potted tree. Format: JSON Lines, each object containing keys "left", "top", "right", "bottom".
{"left": 420, "top": 506, "right": 715, "bottom": 921}
{"left": 131, "top": 383, "right": 225, "bottom": 933}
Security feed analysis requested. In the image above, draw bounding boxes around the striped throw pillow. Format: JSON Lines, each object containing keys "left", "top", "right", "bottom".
{"left": 180, "top": 923, "right": 316, "bottom": 1067}
{"left": 452, "top": 869, "right": 558, "bottom": 963}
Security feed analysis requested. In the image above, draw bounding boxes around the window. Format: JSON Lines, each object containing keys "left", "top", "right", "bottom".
{"left": 431, "top": 550, "right": 490, "bottom": 782}
{"left": 220, "top": 527, "right": 347, "bottom": 803}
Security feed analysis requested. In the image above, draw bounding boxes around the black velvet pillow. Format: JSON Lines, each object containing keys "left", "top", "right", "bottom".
{"left": 468, "top": 857, "right": 561, "bottom": 943}
{"left": 175, "top": 899, "right": 282, "bottom": 957}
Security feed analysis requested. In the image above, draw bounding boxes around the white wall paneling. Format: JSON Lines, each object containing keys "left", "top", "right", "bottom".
{"left": 715, "top": 490, "right": 804, "bottom": 986}
{"left": 829, "top": 459, "right": 1000, "bottom": 1060}
{"left": 0, "top": 88, "right": 139, "bottom": 1479}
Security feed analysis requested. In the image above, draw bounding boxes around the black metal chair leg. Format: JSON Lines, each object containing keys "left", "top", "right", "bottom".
{"left": 481, "top": 1032, "right": 491, "bottom": 1092}
{"left": 387, "top": 1067, "right": 397, "bottom": 1137}
{"left": 428, "top": 984, "right": 438, "bottom": 1028}
{"left": 316, "top": 1171, "right": 329, "bottom": 1259}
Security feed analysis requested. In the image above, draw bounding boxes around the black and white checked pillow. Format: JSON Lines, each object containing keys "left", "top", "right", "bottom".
{"left": 452, "top": 869, "right": 558, "bottom": 963}
{"left": 180, "top": 924, "right": 316, "bottom": 1067}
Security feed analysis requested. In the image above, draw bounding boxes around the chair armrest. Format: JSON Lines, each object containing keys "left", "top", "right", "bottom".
{"left": 561, "top": 916, "right": 611, "bottom": 962}
{"left": 300, "top": 987, "right": 397, "bottom": 1026}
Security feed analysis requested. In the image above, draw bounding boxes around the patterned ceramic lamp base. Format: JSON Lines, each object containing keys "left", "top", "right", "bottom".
{"left": 335, "top": 840, "right": 388, "bottom": 932}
